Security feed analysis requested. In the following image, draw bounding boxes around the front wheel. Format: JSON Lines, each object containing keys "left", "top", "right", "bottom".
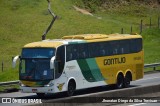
{"left": 67, "top": 81, "right": 76, "bottom": 96}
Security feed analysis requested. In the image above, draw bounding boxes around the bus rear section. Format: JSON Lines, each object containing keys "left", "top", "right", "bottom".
{"left": 94, "top": 38, "right": 144, "bottom": 88}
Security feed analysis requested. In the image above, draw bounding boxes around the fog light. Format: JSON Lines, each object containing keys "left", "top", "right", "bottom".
{"left": 48, "top": 89, "right": 53, "bottom": 91}
{"left": 44, "top": 82, "right": 54, "bottom": 87}
{"left": 19, "top": 81, "right": 25, "bottom": 87}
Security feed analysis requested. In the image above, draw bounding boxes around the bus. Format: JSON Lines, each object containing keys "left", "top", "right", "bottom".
{"left": 12, "top": 34, "right": 144, "bottom": 97}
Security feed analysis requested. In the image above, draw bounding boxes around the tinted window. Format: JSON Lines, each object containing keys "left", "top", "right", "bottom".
{"left": 55, "top": 46, "right": 65, "bottom": 77}
{"left": 130, "top": 39, "right": 142, "bottom": 53}
{"left": 22, "top": 48, "right": 55, "bottom": 58}
{"left": 109, "top": 41, "right": 120, "bottom": 55}
{"left": 119, "top": 40, "right": 130, "bottom": 54}
{"left": 66, "top": 45, "right": 73, "bottom": 61}
{"left": 137, "top": 39, "right": 142, "bottom": 52}
{"left": 66, "top": 38, "right": 142, "bottom": 61}
{"left": 66, "top": 44, "right": 79, "bottom": 61}
{"left": 99, "top": 42, "right": 107, "bottom": 56}
{"left": 88, "top": 43, "right": 99, "bottom": 58}
{"left": 78, "top": 44, "right": 88, "bottom": 59}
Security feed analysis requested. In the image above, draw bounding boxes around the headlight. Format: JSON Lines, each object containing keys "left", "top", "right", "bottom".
{"left": 19, "top": 81, "right": 25, "bottom": 87}
{"left": 44, "top": 82, "right": 54, "bottom": 87}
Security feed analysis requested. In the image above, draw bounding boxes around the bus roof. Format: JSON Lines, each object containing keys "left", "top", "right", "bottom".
{"left": 62, "top": 33, "right": 142, "bottom": 41}
{"left": 23, "top": 34, "right": 142, "bottom": 48}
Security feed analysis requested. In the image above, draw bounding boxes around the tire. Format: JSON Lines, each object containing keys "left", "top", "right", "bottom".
{"left": 67, "top": 80, "right": 76, "bottom": 96}
{"left": 123, "top": 74, "right": 131, "bottom": 88}
{"left": 36, "top": 93, "right": 45, "bottom": 98}
{"left": 116, "top": 74, "right": 124, "bottom": 89}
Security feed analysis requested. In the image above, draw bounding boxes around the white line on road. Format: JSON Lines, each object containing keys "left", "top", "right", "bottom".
{"left": 136, "top": 77, "right": 160, "bottom": 81}
{"left": 128, "top": 103, "right": 146, "bottom": 106}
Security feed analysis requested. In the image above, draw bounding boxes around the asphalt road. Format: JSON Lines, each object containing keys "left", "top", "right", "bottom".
{"left": 0, "top": 71, "right": 160, "bottom": 106}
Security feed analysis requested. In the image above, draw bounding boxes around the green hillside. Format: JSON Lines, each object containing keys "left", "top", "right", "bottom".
{"left": 0, "top": 0, "right": 160, "bottom": 81}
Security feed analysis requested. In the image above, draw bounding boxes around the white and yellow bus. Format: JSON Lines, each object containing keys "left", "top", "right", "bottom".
{"left": 13, "top": 34, "right": 144, "bottom": 97}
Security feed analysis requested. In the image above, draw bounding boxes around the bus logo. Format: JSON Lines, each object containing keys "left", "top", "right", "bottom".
{"left": 2, "top": 98, "right": 11, "bottom": 103}
{"left": 57, "top": 83, "right": 65, "bottom": 91}
{"left": 104, "top": 57, "right": 126, "bottom": 65}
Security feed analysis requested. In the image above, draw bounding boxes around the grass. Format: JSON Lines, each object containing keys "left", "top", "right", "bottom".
{"left": 0, "top": 85, "right": 19, "bottom": 92}
{"left": 144, "top": 67, "right": 160, "bottom": 72}
{"left": 0, "top": 0, "right": 160, "bottom": 82}
{"left": 142, "top": 28, "right": 160, "bottom": 64}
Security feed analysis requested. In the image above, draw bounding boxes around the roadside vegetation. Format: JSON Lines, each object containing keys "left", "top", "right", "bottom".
{"left": 0, "top": 0, "right": 160, "bottom": 81}
{"left": 0, "top": 85, "right": 19, "bottom": 92}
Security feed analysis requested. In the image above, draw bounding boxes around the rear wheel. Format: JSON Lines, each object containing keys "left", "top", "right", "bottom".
{"left": 36, "top": 93, "right": 45, "bottom": 98}
{"left": 124, "top": 73, "right": 132, "bottom": 88}
{"left": 67, "top": 80, "right": 76, "bottom": 96}
{"left": 116, "top": 74, "right": 124, "bottom": 89}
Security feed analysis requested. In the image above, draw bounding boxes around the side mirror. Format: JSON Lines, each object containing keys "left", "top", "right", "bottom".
{"left": 12, "top": 55, "right": 19, "bottom": 68}
{"left": 50, "top": 56, "right": 55, "bottom": 69}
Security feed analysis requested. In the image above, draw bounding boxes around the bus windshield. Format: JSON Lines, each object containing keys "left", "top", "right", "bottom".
{"left": 22, "top": 48, "right": 55, "bottom": 58}
{"left": 20, "top": 48, "right": 55, "bottom": 81}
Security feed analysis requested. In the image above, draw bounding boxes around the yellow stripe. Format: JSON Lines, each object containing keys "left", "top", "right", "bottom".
{"left": 95, "top": 51, "right": 143, "bottom": 84}
{"left": 24, "top": 42, "right": 63, "bottom": 48}
{"left": 62, "top": 34, "right": 142, "bottom": 43}
{"left": 21, "top": 81, "right": 36, "bottom": 86}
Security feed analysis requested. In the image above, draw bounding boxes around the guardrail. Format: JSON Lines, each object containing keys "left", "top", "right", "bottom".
{"left": 0, "top": 63, "right": 160, "bottom": 86}
{"left": 144, "top": 63, "right": 160, "bottom": 71}
{"left": 0, "top": 80, "right": 19, "bottom": 86}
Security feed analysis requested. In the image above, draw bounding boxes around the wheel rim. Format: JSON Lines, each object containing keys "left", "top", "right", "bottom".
{"left": 117, "top": 75, "right": 123, "bottom": 88}
{"left": 125, "top": 76, "right": 130, "bottom": 87}
{"left": 68, "top": 82, "right": 75, "bottom": 96}
{"left": 126, "top": 77, "right": 130, "bottom": 85}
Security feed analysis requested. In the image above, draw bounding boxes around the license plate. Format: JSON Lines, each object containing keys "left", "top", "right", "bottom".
{"left": 32, "top": 89, "right": 37, "bottom": 92}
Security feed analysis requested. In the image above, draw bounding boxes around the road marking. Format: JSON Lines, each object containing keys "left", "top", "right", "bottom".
{"left": 128, "top": 103, "right": 146, "bottom": 106}
{"left": 137, "top": 77, "right": 160, "bottom": 81}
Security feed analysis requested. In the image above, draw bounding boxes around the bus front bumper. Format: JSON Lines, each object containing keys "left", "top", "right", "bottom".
{"left": 20, "top": 86, "right": 54, "bottom": 93}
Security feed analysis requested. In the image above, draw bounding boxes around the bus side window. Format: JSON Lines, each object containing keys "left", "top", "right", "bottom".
{"left": 99, "top": 43, "right": 106, "bottom": 56}
{"left": 110, "top": 41, "right": 119, "bottom": 55}
{"left": 88, "top": 43, "right": 93, "bottom": 58}
{"left": 130, "top": 39, "right": 136, "bottom": 53}
{"left": 69, "top": 53, "right": 73, "bottom": 60}
{"left": 72, "top": 45, "right": 79, "bottom": 60}
{"left": 136, "top": 39, "right": 142, "bottom": 52}
{"left": 66, "top": 44, "right": 79, "bottom": 61}
{"left": 55, "top": 46, "right": 65, "bottom": 78}
{"left": 130, "top": 38, "right": 142, "bottom": 53}
{"left": 88, "top": 43, "right": 99, "bottom": 58}
{"left": 119, "top": 40, "right": 130, "bottom": 54}
{"left": 78, "top": 44, "right": 88, "bottom": 59}
{"left": 66, "top": 45, "right": 72, "bottom": 61}
{"left": 104, "top": 42, "right": 110, "bottom": 56}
